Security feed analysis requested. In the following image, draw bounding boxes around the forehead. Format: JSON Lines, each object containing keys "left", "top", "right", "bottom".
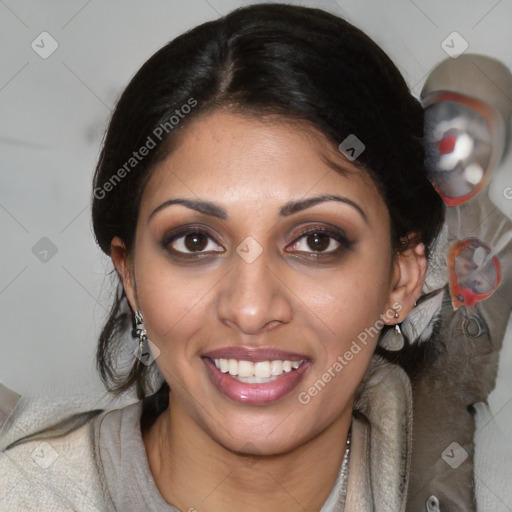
{"left": 140, "top": 111, "right": 387, "bottom": 222}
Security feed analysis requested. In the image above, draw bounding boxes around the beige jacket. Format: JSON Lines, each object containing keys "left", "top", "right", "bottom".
{"left": 0, "top": 357, "right": 412, "bottom": 512}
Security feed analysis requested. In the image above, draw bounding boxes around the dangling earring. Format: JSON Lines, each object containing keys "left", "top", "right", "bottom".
{"left": 132, "top": 310, "right": 154, "bottom": 366}
{"left": 379, "top": 308, "right": 405, "bottom": 351}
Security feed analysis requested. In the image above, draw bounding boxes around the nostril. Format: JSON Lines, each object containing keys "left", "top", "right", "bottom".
{"left": 263, "top": 320, "right": 284, "bottom": 332}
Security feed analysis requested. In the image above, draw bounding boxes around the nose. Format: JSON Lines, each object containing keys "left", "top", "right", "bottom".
{"left": 216, "top": 247, "right": 293, "bottom": 336}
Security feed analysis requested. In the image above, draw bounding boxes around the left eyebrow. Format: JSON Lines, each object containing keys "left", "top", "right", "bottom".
{"left": 278, "top": 194, "right": 368, "bottom": 224}
{"left": 148, "top": 194, "right": 368, "bottom": 224}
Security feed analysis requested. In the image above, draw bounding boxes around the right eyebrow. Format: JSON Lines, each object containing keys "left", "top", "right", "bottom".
{"left": 148, "top": 199, "right": 228, "bottom": 223}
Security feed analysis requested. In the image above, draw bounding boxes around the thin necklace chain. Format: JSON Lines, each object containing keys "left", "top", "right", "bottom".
{"left": 336, "top": 426, "right": 352, "bottom": 512}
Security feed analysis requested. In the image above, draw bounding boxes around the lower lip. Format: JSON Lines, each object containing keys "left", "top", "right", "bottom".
{"left": 203, "top": 358, "right": 311, "bottom": 405}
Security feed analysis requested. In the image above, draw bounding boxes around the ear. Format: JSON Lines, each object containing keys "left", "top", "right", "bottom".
{"left": 384, "top": 242, "right": 427, "bottom": 324}
{"left": 110, "top": 236, "right": 139, "bottom": 312}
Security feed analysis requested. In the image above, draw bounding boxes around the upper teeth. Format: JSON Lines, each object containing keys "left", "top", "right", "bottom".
{"left": 213, "top": 359, "right": 304, "bottom": 378}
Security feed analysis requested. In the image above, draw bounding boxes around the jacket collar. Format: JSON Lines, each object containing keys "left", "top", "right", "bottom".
{"left": 345, "top": 356, "right": 413, "bottom": 512}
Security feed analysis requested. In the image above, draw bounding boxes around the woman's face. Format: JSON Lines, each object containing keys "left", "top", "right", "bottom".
{"left": 120, "top": 111, "right": 402, "bottom": 455}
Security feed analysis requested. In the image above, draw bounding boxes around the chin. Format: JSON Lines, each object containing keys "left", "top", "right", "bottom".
{"left": 209, "top": 411, "right": 318, "bottom": 456}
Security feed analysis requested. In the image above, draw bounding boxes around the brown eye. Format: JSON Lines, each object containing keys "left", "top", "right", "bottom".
{"left": 288, "top": 226, "right": 350, "bottom": 255}
{"left": 163, "top": 228, "right": 224, "bottom": 256}
{"left": 305, "top": 232, "right": 331, "bottom": 252}
{"left": 184, "top": 232, "right": 208, "bottom": 251}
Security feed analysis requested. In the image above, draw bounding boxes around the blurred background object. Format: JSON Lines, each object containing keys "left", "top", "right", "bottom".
{"left": 403, "top": 53, "right": 512, "bottom": 511}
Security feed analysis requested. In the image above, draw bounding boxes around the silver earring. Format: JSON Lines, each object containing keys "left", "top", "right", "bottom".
{"left": 379, "top": 309, "right": 404, "bottom": 351}
{"left": 133, "top": 310, "right": 148, "bottom": 364}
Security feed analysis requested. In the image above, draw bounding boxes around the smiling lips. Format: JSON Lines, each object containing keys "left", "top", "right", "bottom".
{"left": 202, "top": 346, "right": 311, "bottom": 404}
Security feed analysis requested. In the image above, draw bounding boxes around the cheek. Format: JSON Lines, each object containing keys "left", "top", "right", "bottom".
{"left": 133, "top": 251, "right": 215, "bottom": 353}
{"left": 300, "top": 251, "right": 392, "bottom": 335}
{"left": 294, "top": 265, "right": 389, "bottom": 415}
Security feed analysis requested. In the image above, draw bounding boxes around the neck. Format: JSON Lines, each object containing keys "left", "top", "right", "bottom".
{"left": 142, "top": 393, "right": 352, "bottom": 512}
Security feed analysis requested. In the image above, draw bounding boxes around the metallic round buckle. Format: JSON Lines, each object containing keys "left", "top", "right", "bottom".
{"left": 462, "top": 315, "right": 485, "bottom": 337}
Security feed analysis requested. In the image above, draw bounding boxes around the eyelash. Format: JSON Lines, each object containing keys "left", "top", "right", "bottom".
{"left": 161, "top": 225, "right": 352, "bottom": 260}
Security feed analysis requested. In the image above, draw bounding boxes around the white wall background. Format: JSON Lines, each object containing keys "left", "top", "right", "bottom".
{"left": 1, "top": 0, "right": 512, "bottom": 500}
